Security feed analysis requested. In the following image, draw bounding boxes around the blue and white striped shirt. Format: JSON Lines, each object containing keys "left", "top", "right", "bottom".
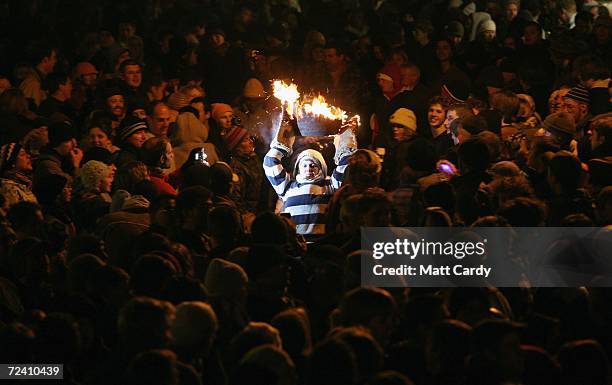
{"left": 264, "top": 146, "right": 350, "bottom": 236}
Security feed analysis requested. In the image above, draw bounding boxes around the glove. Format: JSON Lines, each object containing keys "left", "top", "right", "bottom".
{"left": 272, "top": 108, "right": 298, "bottom": 152}
{"left": 334, "top": 127, "right": 358, "bottom": 164}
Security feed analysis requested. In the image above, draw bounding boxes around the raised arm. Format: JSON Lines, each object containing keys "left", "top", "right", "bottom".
{"left": 331, "top": 119, "right": 358, "bottom": 190}
{"left": 263, "top": 110, "right": 297, "bottom": 198}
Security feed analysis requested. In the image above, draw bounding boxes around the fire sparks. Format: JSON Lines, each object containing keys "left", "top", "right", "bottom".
{"left": 272, "top": 80, "right": 300, "bottom": 117}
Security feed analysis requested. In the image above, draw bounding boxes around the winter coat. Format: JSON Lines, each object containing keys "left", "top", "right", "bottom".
{"left": 231, "top": 153, "right": 266, "bottom": 213}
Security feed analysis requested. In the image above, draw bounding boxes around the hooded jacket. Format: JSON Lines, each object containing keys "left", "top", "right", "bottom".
{"left": 171, "top": 108, "right": 219, "bottom": 168}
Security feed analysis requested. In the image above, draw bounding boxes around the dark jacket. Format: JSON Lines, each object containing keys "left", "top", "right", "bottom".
{"left": 34, "top": 147, "right": 75, "bottom": 185}
{"left": 113, "top": 144, "right": 141, "bottom": 170}
{"left": 231, "top": 152, "right": 266, "bottom": 213}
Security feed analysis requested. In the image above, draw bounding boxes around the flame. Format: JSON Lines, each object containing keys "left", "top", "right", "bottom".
{"left": 272, "top": 80, "right": 300, "bottom": 117}
{"left": 301, "top": 95, "right": 348, "bottom": 122}
{"left": 272, "top": 79, "right": 361, "bottom": 130}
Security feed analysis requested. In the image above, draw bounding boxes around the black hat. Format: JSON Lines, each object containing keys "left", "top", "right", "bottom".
{"left": 83, "top": 147, "right": 114, "bottom": 165}
{"left": 48, "top": 121, "right": 77, "bottom": 148}
{"left": 116, "top": 117, "right": 148, "bottom": 143}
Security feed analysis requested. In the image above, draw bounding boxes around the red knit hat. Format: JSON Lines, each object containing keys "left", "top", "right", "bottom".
{"left": 223, "top": 126, "right": 249, "bottom": 151}
{"left": 377, "top": 62, "right": 402, "bottom": 97}
{"left": 211, "top": 103, "right": 234, "bottom": 122}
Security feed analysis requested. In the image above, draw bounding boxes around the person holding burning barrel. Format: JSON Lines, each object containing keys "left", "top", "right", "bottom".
{"left": 264, "top": 114, "right": 357, "bottom": 239}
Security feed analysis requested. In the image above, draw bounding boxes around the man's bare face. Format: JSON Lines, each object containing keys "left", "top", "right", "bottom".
{"left": 123, "top": 64, "right": 142, "bottom": 88}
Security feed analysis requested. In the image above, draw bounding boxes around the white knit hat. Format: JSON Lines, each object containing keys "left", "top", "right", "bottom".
{"left": 479, "top": 19, "right": 497, "bottom": 33}
{"left": 389, "top": 108, "right": 417, "bottom": 133}
{"left": 79, "top": 160, "right": 111, "bottom": 192}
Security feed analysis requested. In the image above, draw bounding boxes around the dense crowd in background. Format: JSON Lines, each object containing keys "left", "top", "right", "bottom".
{"left": 0, "top": 0, "right": 612, "bottom": 384}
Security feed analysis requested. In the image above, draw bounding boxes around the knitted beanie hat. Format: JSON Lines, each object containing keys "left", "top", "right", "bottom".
{"left": 243, "top": 78, "right": 266, "bottom": 98}
{"left": 204, "top": 258, "right": 248, "bottom": 300}
{"left": 0, "top": 143, "right": 22, "bottom": 175}
{"left": 211, "top": 103, "right": 234, "bottom": 122}
{"left": 79, "top": 160, "right": 112, "bottom": 191}
{"left": 377, "top": 62, "right": 402, "bottom": 90}
{"left": 389, "top": 108, "right": 417, "bottom": 132}
{"left": 116, "top": 117, "right": 148, "bottom": 143}
{"left": 479, "top": 19, "right": 497, "bottom": 33}
{"left": 223, "top": 126, "right": 250, "bottom": 152}
{"left": 563, "top": 85, "right": 590, "bottom": 105}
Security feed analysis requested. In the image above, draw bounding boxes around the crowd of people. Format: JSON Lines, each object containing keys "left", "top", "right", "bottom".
{"left": 0, "top": 0, "right": 612, "bottom": 384}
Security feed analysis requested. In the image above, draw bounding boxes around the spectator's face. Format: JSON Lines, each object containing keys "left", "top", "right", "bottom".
{"left": 236, "top": 136, "right": 255, "bottom": 157}
{"left": 324, "top": 48, "right": 344, "bottom": 71}
{"left": 119, "top": 23, "right": 134, "bottom": 40}
{"left": 412, "top": 28, "right": 427, "bottom": 42}
{"left": 151, "top": 105, "right": 171, "bottom": 137}
{"left": 562, "top": 98, "right": 587, "bottom": 123}
{"left": 217, "top": 111, "right": 233, "bottom": 129}
{"left": 107, "top": 95, "right": 125, "bottom": 117}
{"left": 15, "top": 148, "right": 32, "bottom": 172}
{"left": 131, "top": 108, "right": 147, "bottom": 120}
{"left": 444, "top": 109, "right": 458, "bottom": 130}
{"left": 127, "top": 130, "right": 147, "bottom": 148}
{"left": 238, "top": 8, "right": 254, "bottom": 25}
{"left": 42, "top": 50, "right": 58, "bottom": 74}
{"left": 149, "top": 81, "right": 168, "bottom": 101}
{"left": 376, "top": 76, "right": 394, "bottom": 93}
{"left": 122, "top": 64, "right": 142, "bottom": 88}
{"left": 523, "top": 25, "right": 541, "bottom": 45}
{"left": 300, "top": 159, "right": 320, "bottom": 180}
{"left": 312, "top": 47, "right": 325, "bottom": 62}
{"left": 506, "top": 4, "right": 519, "bottom": 21}
{"left": 435, "top": 41, "right": 452, "bottom": 62}
{"left": 392, "top": 125, "right": 413, "bottom": 142}
{"left": 80, "top": 70, "right": 98, "bottom": 88}
{"left": 400, "top": 67, "right": 419, "bottom": 89}
{"left": 211, "top": 33, "right": 225, "bottom": 47}
{"left": 161, "top": 142, "right": 174, "bottom": 168}
{"left": 58, "top": 78, "right": 73, "bottom": 99}
{"left": 483, "top": 30, "right": 496, "bottom": 42}
{"left": 89, "top": 127, "right": 112, "bottom": 149}
{"left": 100, "top": 171, "right": 114, "bottom": 193}
{"left": 428, "top": 103, "right": 446, "bottom": 128}
{"left": 550, "top": 88, "right": 569, "bottom": 113}
{"left": 56, "top": 139, "right": 75, "bottom": 156}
